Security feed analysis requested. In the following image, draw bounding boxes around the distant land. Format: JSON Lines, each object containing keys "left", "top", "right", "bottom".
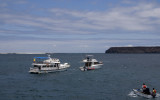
{"left": 105, "top": 46, "right": 160, "bottom": 53}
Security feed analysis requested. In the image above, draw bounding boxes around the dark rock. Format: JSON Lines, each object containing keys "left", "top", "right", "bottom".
{"left": 105, "top": 46, "right": 160, "bottom": 53}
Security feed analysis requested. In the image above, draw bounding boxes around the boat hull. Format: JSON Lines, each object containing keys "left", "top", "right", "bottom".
{"left": 29, "top": 64, "right": 70, "bottom": 74}
{"left": 133, "top": 89, "right": 156, "bottom": 98}
{"left": 29, "top": 68, "right": 67, "bottom": 74}
{"left": 80, "top": 64, "right": 102, "bottom": 71}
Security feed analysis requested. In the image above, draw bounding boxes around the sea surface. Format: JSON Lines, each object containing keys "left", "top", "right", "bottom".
{"left": 0, "top": 53, "right": 160, "bottom": 100}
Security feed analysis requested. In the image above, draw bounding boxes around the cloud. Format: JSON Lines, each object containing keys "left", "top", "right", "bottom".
{"left": 49, "top": 3, "right": 160, "bottom": 33}
{"left": 1, "top": 2, "right": 160, "bottom": 36}
{"left": 0, "top": 3, "right": 7, "bottom": 8}
{"left": 0, "top": 38, "right": 159, "bottom": 53}
{"left": 126, "top": 45, "right": 133, "bottom": 47}
{"left": 0, "top": 1, "right": 160, "bottom": 53}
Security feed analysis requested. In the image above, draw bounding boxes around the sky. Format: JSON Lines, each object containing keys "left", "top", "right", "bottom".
{"left": 0, "top": 0, "right": 160, "bottom": 53}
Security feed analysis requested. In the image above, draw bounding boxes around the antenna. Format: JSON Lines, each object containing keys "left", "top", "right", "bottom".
{"left": 48, "top": 54, "right": 51, "bottom": 59}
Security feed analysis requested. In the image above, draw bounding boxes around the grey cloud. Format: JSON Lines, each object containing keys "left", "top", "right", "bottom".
{"left": 1, "top": 2, "right": 160, "bottom": 36}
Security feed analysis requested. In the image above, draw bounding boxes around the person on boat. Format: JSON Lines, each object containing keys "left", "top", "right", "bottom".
{"left": 33, "top": 58, "right": 36, "bottom": 63}
{"left": 83, "top": 65, "right": 86, "bottom": 71}
{"left": 87, "top": 57, "right": 90, "bottom": 61}
{"left": 142, "top": 83, "right": 151, "bottom": 94}
{"left": 142, "top": 83, "right": 147, "bottom": 92}
{"left": 152, "top": 88, "right": 156, "bottom": 98}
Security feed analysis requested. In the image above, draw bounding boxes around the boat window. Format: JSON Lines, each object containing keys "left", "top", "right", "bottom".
{"left": 94, "top": 62, "right": 99, "bottom": 64}
{"left": 34, "top": 65, "right": 40, "bottom": 67}
{"left": 85, "top": 62, "right": 91, "bottom": 66}
{"left": 54, "top": 63, "right": 59, "bottom": 67}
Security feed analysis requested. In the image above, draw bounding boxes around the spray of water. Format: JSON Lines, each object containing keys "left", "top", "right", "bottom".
{"left": 128, "top": 91, "right": 137, "bottom": 98}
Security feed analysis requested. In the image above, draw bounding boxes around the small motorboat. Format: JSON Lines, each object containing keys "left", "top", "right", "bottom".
{"left": 79, "top": 55, "right": 103, "bottom": 71}
{"left": 29, "top": 55, "right": 70, "bottom": 74}
{"left": 133, "top": 88, "right": 157, "bottom": 98}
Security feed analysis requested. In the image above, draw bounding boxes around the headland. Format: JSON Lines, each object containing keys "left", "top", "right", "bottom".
{"left": 105, "top": 46, "right": 160, "bottom": 53}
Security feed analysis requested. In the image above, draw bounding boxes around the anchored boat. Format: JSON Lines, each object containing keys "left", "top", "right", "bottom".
{"left": 29, "top": 55, "right": 70, "bottom": 74}
{"left": 80, "top": 55, "right": 103, "bottom": 71}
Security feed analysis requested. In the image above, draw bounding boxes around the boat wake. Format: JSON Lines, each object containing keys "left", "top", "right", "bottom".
{"left": 156, "top": 93, "right": 160, "bottom": 97}
{"left": 128, "top": 91, "right": 138, "bottom": 98}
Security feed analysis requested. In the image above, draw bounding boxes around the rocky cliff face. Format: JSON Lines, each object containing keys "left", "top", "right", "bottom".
{"left": 105, "top": 47, "right": 160, "bottom": 53}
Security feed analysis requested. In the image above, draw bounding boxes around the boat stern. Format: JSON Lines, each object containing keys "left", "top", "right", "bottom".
{"left": 29, "top": 67, "right": 40, "bottom": 74}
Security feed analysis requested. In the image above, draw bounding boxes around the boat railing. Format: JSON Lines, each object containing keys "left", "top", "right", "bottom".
{"left": 33, "top": 61, "right": 52, "bottom": 64}
{"left": 33, "top": 61, "right": 44, "bottom": 64}
{"left": 30, "top": 67, "right": 39, "bottom": 70}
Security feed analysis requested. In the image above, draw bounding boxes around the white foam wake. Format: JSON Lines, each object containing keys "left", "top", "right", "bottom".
{"left": 128, "top": 91, "right": 137, "bottom": 98}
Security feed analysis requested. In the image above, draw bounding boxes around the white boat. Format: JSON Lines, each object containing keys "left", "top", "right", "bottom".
{"left": 29, "top": 55, "right": 70, "bottom": 74}
{"left": 133, "top": 89, "right": 157, "bottom": 98}
{"left": 80, "top": 55, "right": 103, "bottom": 71}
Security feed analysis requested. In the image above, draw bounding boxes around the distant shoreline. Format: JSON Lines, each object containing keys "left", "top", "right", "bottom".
{"left": 0, "top": 53, "right": 104, "bottom": 54}
{"left": 0, "top": 53, "right": 47, "bottom": 54}
{"left": 105, "top": 46, "right": 160, "bottom": 53}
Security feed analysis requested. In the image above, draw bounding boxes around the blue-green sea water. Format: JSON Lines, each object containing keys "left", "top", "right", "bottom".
{"left": 0, "top": 53, "right": 160, "bottom": 100}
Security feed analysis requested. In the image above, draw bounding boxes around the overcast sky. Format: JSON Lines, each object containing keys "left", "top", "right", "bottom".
{"left": 0, "top": 0, "right": 160, "bottom": 53}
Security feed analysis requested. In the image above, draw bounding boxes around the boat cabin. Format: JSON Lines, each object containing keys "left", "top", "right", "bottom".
{"left": 33, "top": 57, "right": 60, "bottom": 68}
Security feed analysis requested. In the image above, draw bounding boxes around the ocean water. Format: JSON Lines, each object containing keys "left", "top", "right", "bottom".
{"left": 0, "top": 53, "right": 160, "bottom": 100}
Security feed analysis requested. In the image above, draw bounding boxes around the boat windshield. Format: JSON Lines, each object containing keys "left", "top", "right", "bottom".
{"left": 86, "top": 55, "right": 93, "bottom": 59}
{"left": 34, "top": 57, "right": 49, "bottom": 59}
{"left": 33, "top": 57, "right": 49, "bottom": 63}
